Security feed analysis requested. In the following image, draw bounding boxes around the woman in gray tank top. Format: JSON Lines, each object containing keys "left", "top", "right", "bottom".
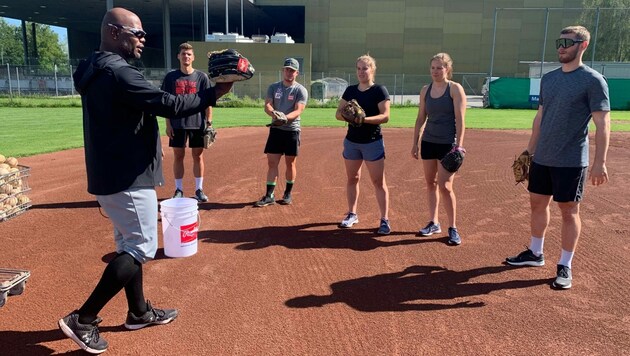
{"left": 411, "top": 53, "right": 467, "bottom": 245}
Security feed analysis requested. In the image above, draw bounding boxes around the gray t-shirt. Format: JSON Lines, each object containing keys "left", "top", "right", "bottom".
{"left": 266, "top": 81, "right": 308, "bottom": 132}
{"left": 535, "top": 65, "right": 610, "bottom": 167}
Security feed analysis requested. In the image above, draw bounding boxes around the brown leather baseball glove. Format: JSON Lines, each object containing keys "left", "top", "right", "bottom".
{"left": 512, "top": 150, "right": 532, "bottom": 184}
{"left": 341, "top": 99, "right": 366, "bottom": 127}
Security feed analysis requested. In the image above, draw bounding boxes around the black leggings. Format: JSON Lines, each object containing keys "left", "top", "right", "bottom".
{"left": 78, "top": 252, "right": 146, "bottom": 323}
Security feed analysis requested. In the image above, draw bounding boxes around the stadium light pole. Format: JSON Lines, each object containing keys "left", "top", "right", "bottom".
{"left": 225, "top": 0, "right": 229, "bottom": 33}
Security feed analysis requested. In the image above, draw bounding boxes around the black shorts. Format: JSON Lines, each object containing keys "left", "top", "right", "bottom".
{"left": 528, "top": 161, "right": 588, "bottom": 202}
{"left": 169, "top": 128, "right": 204, "bottom": 148}
{"left": 420, "top": 140, "right": 453, "bottom": 160}
{"left": 264, "top": 129, "right": 300, "bottom": 156}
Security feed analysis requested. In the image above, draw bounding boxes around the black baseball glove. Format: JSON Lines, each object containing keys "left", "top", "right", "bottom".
{"left": 207, "top": 49, "right": 255, "bottom": 82}
{"left": 441, "top": 146, "right": 466, "bottom": 173}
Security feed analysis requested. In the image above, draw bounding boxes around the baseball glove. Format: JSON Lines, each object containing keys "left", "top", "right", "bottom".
{"left": 203, "top": 125, "right": 217, "bottom": 149}
{"left": 266, "top": 110, "right": 288, "bottom": 127}
{"left": 341, "top": 99, "right": 366, "bottom": 127}
{"left": 207, "top": 49, "right": 255, "bottom": 83}
{"left": 441, "top": 146, "right": 466, "bottom": 173}
{"left": 512, "top": 150, "right": 532, "bottom": 184}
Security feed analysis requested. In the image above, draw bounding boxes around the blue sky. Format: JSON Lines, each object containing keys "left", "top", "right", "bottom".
{"left": 2, "top": 16, "right": 67, "bottom": 43}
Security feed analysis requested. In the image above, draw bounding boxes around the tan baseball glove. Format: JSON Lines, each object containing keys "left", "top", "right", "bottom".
{"left": 341, "top": 99, "right": 366, "bottom": 127}
{"left": 512, "top": 150, "right": 532, "bottom": 184}
{"left": 266, "top": 110, "right": 288, "bottom": 127}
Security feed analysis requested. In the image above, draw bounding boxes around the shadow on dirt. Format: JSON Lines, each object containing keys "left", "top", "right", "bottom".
{"left": 0, "top": 324, "right": 127, "bottom": 355}
{"left": 285, "top": 265, "right": 550, "bottom": 312}
{"left": 199, "top": 222, "right": 442, "bottom": 251}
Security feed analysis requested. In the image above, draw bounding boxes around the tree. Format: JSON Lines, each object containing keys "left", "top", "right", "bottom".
{"left": 0, "top": 18, "right": 68, "bottom": 70}
{"left": 0, "top": 18, "right": 25, "bottom": 65}
{"left": 578, "top": 0, "right": 630, "bottom": 62}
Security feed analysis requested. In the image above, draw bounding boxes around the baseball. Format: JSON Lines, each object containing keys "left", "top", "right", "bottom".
{"left": 0, "top": 154, "right": 5, "bottom": 163}
{"left": 1, "top": 185, "right": 12, "bottom": 194}
{"left": 0, "top": 168, "right": 9, "bottom": 176}
{"left": 0, "top": 163, "right": 10, "bottom": 171}
{"left": 6, "top": 196, "right": 18, "bottom": 207}
{"left": 17, "top": 195, "right": 30, "bottom": 205}
{"left": 5, "top": 157, "right": 18, "bottom": 168}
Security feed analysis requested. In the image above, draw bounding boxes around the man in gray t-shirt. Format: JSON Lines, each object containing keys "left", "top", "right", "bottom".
{"left": 254, "top": 57, "right": 308, "bottom": 207}
{"left": 505, "top": 26, "right": 611, "bottom": 290}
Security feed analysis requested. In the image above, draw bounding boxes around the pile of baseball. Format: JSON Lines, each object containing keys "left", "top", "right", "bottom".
{"left": 0, "top": 153, "right": 30, "bottom": 220}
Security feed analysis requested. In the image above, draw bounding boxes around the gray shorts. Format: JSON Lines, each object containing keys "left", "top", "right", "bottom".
{"left": 96, "top": 187, "right": 158, "bottom": 263}
{"left": 343, "top": 138, "right": 385, "bottom": 161}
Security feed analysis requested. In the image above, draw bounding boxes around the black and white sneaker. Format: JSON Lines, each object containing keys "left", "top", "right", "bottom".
{"left": 124, "top": 300, "right": 179, "bottom": 330}
{"left": 505, "top": 248, "right": 545, "bottom": 267}
{"left": 552, "top": 264, "right": 572, "bottom": 290}
{"left": 172, "top": 189, "right": 184, "bottom": 199}
{"left": 194, "top": 189, "right": 208, "bottom": 202}
{"left": 58, "top": 311, "right": 108, "bottom": 354}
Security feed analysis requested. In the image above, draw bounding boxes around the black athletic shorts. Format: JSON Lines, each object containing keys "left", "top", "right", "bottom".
{"left": 264, "top": 129, "right": 300, "bottom": 156}
{"left": 421, "top": 140, "right": 453, "bottom": 160}
{"left": 169, "top": 128, "right": 204, "bottom": 148}
{"left": 528, "top": 161, "right": 588, "bottom": 202}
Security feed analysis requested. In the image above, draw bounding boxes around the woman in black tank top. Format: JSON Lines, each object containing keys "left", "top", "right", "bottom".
{"left": 410, "top": 53, "right": 467, "bottom": 245}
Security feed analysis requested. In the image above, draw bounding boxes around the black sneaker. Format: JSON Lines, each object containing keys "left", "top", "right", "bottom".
{"left": 254, "top": 195, "right": 275, "bottom": 207}
{"left": 172, "top": 189, "right": 184, "bottom": 199}
{"left": 505, "top": 248, "right": 545, "bottom": 267}
{"left": 124, "top": 300, "right": 178, "bottom": 330}
{"left": 58, "top": 311, "right": 108, "bottom": 354}
{"left": 552, "top": 264, "right": 572, "bottom": 290}
{"left": 194, "top": 189, "right": 208, "bottom": 202}
{"left": 279, "top": 193, "right": 292, "bottom": 205}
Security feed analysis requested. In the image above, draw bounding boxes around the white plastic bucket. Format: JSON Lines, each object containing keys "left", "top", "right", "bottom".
{"left": 160, "top": 197, "right": 199, "bottom": 258}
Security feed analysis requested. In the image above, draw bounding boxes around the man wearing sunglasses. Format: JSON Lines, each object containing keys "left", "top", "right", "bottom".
{"left": 506, "top": 26, "right": 611, "bottom": 290}
{"left": 59, "top": 7, "right": 233, "bottom": 354}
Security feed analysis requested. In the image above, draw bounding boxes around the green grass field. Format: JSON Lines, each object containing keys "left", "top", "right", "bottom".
{"left": 1, "top": 107, "right": 628, "bottom": 157}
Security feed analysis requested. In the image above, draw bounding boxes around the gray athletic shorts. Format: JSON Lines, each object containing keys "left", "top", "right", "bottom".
{"left": 343, "top": 138, "right": 385, "bottom": 161}
{"left": 96, "top": 187, "right": 158, "bottom": 263}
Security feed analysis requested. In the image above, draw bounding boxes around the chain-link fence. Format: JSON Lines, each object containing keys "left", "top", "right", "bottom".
{"left": 0, "top": 63, "right": 487, "bottom": 105}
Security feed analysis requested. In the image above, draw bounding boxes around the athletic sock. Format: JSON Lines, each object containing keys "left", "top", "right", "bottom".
{"left": 529, "top": 236, "right": 544, "bottom": 257}
{"left": 124, "top": 262, "right": 147, "bottom": 316}
{"left": 285, "top": 180, "right": 294, "bottom": 196}
{"left": 78, "top": 252, "right": 141, "bottom": 324}
{"left": 265, "top": 182, "right": 276, "bottom": 198}
{"left": 175, "top": 178, "right": 183, "bottom": 191}
{"left": 559, "top": 249, "right": 574, "bottom": 268}
{"left": 195, "top": 177, "right": 203, "bottom": 191}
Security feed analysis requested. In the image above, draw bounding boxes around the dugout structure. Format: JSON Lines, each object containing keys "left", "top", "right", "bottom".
{"left": 310, "top": 77, "right": 348, "bottom": 101}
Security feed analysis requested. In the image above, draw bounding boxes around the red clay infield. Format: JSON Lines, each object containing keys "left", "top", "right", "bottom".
{"left": 1, "top": 128, "right": 629, "bottom": 355}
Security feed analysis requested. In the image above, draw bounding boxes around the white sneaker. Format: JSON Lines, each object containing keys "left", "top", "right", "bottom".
{"left": 339, "top": 212, "right": 359, "bottom": 228}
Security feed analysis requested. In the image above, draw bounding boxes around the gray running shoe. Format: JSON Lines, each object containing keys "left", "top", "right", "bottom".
{"left": 552, "top": 264, "right": 572, "bottom": 290}
{"left": 254, "top": 195, "right": 275, "bottom": 207}
{"left": 447, "top": 227, "right": 461, "bottom": 245}
{"left": 279, "top": 193, "right": 292, "bottom": 205}
{"left": 124, "top": 300, "right": 178, "bottom": 330}
{"left": 58, "top": 311, "right": 108, "bottom": 354}
{"left": 505, "top": 248, "right": 545, "bottom": 267}
{"left": 419, "top": 221, "right": 441, "bottom": 236}
{"left": 339, "top": 212, "right": 359, "bottom": 228}
{"left": 377, "top": 218, "right": 391, "bottom": 235}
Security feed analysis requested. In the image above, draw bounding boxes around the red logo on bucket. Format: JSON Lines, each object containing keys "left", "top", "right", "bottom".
{"left": 180, "top": 222, "right": 198, "bottom": 243}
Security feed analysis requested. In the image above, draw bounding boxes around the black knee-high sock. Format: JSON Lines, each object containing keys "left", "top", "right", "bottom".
{"left": 78, "top": 252, "right": 140, "bottom": 324}
{"left": 124, "top": 262, "right": 147, "bottom": 316}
